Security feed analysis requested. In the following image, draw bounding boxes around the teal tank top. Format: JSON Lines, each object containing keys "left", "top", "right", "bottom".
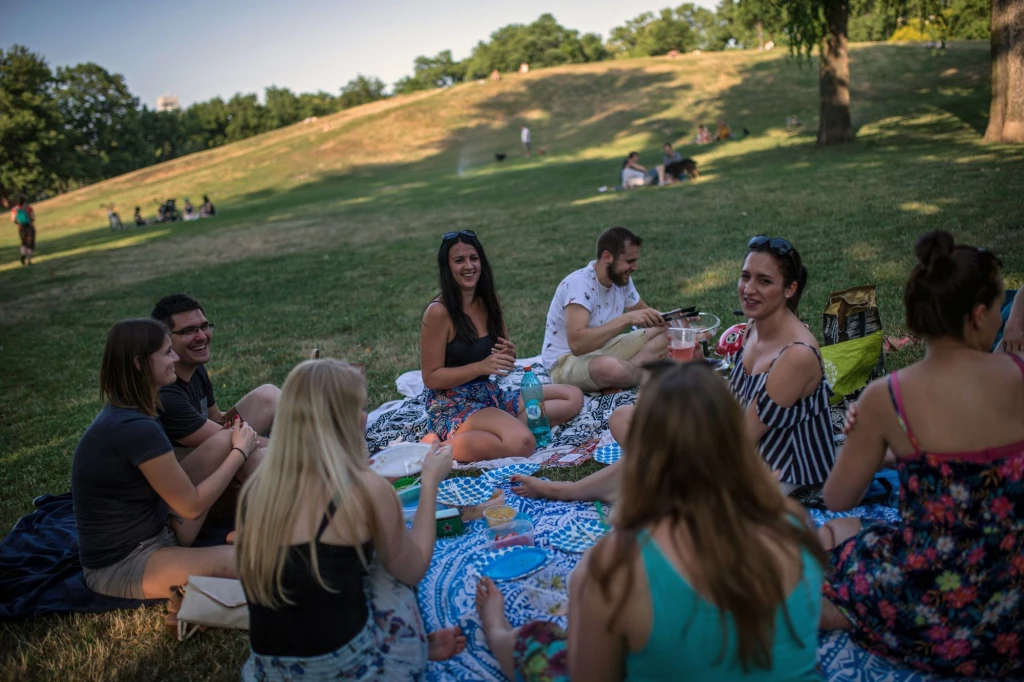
{"left": 626, "top": 531, "right": 823, "bottom": 682}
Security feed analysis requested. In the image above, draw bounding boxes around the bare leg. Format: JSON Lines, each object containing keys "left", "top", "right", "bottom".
{"left": 231, "top": 384, "right": 280, "bottom": 436}
{"left": 629, "top": 327, "right": 668, "bottom": 367}
{"left": 516, "top": 384, "right": 584, "bottom": 427}
{"left": 141, "top": 545, "right": 235, "bottom": 599}
{"left": 475, "top": 577, "right": 519, "bottom": 680}
{"left": 656, "top": 164, "right": 666, "bottom": 185}
{"left": 178, "top": 426, "right": 264, "bottom": 483}
{"left": 821, "top": 600, "right": 853, "bottom": 630}
{"left": 818, "top": 517, "right": 862, "bottom": 551}
{"left": 609, "top": 405, "right": 633, "bottom": 445}
{"left": 587, "top": 329, "right": 668, "bottom": 390}
{"left": 512, "top": 460, "right": 622, "bottom": 503}
{"left": 447, "top": 408, "right": 536, "bottom": 463}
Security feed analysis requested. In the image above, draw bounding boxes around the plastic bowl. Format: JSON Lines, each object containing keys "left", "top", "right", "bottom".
{"left": 485, "top": 518, "right": 535, "bottom": 550}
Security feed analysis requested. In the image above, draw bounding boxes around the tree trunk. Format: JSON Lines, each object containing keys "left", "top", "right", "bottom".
{"left": 985, "top": 0, "right": 1024, "bottom": 143}
{"left": 757, "top": 21, "right": 765, "bottom": 50}
{"left": 817, "top": 0, "right": 855, "bottom": 146}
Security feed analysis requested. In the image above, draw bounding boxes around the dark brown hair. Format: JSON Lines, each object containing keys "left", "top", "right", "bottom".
{"left": 100, "top": 319, "right": 170, "bottom": 417}
{"left": 905, "top": 231, "right": 1003, "bottom": 340}
{"left": 596, "top": 226, "right": 643, "bottom": 260}
{"left": 588, "top": 362, "right": 826, "bottom": 671}
{"left": 748, "top": 239, "right": 808, "bottom": 313}
{"left": 151, "top": 293, "right": 204, "bottom": 329}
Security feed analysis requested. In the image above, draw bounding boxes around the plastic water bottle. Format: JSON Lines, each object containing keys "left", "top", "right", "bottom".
{"left": 520, "top": 366, "right": 552, "bottom": 448}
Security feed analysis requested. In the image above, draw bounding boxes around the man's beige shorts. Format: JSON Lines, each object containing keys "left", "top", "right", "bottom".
{"left": 549, "top": 329, "right": 649, "bottom": 393}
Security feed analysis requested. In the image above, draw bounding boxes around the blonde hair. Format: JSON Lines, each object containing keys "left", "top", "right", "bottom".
{"left": 590, "top": 362, "right": 826, "bottom": 671}
{"left": 235, "top": 359, "right": 373, "bottom": 607}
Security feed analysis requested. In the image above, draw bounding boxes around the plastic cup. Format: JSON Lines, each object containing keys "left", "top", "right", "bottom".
{"left": 667, "top": 325, "right": 697, "bottom": 362}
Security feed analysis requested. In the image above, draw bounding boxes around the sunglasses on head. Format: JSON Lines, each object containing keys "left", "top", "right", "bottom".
{"left": 442, "top": 230, "right": 477, "bottom": 242}
{"left": 748, "top": 235, "right": 794, "bottom": 256}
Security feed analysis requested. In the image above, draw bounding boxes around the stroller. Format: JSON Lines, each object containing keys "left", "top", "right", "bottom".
{"left": 156, "top": 198, "right": 183, "bottom": 223}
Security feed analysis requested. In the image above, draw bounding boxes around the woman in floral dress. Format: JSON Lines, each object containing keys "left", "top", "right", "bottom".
{"left": 820, "top": 231, "right": 1024, "bottom": 678}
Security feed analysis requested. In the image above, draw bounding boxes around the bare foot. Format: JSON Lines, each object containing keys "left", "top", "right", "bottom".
{"left": 510, "top": 475, "right": 558, "bottom": 500}
{"left": 427, "top": 626, "right": 467, "bottom": 660}
{"left": 421, "top": 433, "right": 442, "bottom": 446}
{"left": 475, "top": 577, "right": 512, "bottom": 636}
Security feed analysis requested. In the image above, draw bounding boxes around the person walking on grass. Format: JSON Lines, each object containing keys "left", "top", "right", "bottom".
{"left": 11, "top": 194, "right": 35, "bottom": 266}
{"left": 521, "top": 126, "right": 532, "bottom": 157}
{"left": 72, "top": 319, "right": 254, "bottom": 600}
{"left": 541, "top": 226, "right": 668, "bottom": 393}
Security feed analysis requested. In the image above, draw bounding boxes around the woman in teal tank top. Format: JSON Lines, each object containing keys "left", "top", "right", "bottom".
{"left": 475, "top": 362, "right": 827, "bottom": 681}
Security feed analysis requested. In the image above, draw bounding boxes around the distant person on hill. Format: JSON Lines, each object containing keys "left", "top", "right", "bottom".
{"left": 200, "top": 195, "right": 216, "bottom": 217}
{"left": 521, "top": 126, "right": 531, "bottom": 157}
{"left": 11, "top": 194, "right": 35, "bottom": 266}
{"left": 541, "top": 226, "right": 668, "bottom": 393}
{"left": 695, "top": 125, "right": 713, "bottom": 145}
{"left": 183, "top": 198, "right": 199, "bottom": 222}
{"left": 150, "top": 294, "right": 280, "bottom": 469}
{"left": 661, "top": 142, "right": 700, "bottom": 181}
{"left": 134, "top": 207, "right": 149, "bottom": 227}
{"left": 716, "top": 119, "right": 733, "bottom": 141}
{"left": 621, "top": 152, "right": 665, "bottom": 188}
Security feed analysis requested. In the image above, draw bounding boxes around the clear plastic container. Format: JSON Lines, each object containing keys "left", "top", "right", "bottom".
{"left": 484, "top": 518, "right": 535, "bottom": 550}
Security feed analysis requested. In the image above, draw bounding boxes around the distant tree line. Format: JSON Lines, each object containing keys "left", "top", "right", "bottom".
{"left": 0, "top": 0, "right": 993, "bottom": 202}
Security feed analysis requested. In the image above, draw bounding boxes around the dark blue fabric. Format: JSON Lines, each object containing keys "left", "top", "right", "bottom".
{"left": 0, "top": 492, "right": 231, "bottom": 621}
{"left": 993, "top": 288, "right": 1018, "bottom": 350}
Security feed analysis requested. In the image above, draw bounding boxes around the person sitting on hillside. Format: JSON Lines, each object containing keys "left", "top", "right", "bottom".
{"left": 134, "top": 207, "right": 149, "bottom": 227}
{"left": 72, "top": 318, "right": 255, "bottom": 599}
{"left": 475, "top": 361, "right": 826, "bottom": 682}
{"left": 716, "top": 119, "right": 733, "bottom": 141}
{"left": 818, "top": 232, "right": 1024, "bottom": 679}
{"left": 517, "top": 235, "right": 836, "bottom": 501}
{"left": 236, "top": 359, "right": 465, "bottom": 680}
{"left": 621, "top": 152, "right": 665, "bottom": 189}
{"left": 421, "top": 230, "right": 583, "bottom": 462}
{"left": 200, "top": 195, "right": 216, "bottom": 217}
{"left": 695, "top": 125, "right": 713, "bottom": 145}
{"left": 662, "top": 142, "right": 699, "bottom": 181}
{"left": 183, "top": 198, "right": 199, "bottom": 221}
{"left": 151, "top": 294, "right": 280, "bottom": 469}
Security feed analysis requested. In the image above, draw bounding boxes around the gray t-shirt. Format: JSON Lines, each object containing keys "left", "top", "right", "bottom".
{"left": 158, "top": 365, "right": 216, "bottom": 446}
{"left": 72, "top": 404, "right": 173, "bottom": 569}
{"left": 663, "top": 150, "right": 683, "bottom": 166}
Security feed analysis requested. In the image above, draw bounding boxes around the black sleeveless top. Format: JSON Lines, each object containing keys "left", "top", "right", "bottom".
{"left": 247, "top": 501, "right": 374, "bottom": 657}
{"left": 445, "top": 333, "right": 494, "bottom": 382}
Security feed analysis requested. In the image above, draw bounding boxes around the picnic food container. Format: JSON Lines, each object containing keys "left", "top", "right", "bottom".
{"left": 484, "top": 518, "right": 535, "bottom": 550}
{"left": 435, "top": 507, "right": 464, "bottom": 538}
{"left": 461, "top": 488, "right": 505, "bottom": 522}
{"left": 483, "top": 505, "right": 516, "bottom": 528}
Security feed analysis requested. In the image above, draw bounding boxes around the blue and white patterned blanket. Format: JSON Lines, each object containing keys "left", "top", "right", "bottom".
{"left": 419, "top": 485, "right": 956, "bottom": 682}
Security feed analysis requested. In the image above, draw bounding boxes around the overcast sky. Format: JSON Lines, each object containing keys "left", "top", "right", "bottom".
{"left": 1, "top": 0, "right": 718, "bottom": 108}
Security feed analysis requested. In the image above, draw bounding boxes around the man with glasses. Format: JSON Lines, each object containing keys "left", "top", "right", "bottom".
{"left": 151, "top": 293, "right": 280, "bottom": 458}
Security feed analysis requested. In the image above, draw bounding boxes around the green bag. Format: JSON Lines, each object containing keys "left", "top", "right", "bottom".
{"left": 820, "top": 331, "right": 884, "bottom": 406}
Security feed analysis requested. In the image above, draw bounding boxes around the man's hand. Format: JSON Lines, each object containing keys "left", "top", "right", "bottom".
{"left": 624, "top": 308, "right": 664, "bottom": 329}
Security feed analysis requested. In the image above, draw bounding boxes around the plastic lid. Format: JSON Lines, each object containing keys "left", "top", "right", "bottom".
{"left": 524, "top": 365, "right": 532, "bottom": 372}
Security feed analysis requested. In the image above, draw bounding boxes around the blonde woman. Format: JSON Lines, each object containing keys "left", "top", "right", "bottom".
{"left": 236, "top": 359, "right": 463, "bottom": 680}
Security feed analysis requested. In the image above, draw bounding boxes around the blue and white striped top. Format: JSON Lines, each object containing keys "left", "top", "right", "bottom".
{"left": 729, "top": 342, "right": 836, "bottom": 486}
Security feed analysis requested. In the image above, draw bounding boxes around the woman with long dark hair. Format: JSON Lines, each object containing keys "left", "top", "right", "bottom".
{"left": 421, "top": 231, "right": 583, "bottom": 462}
{"left": 475, "top": 362, "right": 826, "bottom": 680}
{"left": 820, "top": 232, "right": 1024, "bottom": 678}
{"left": 72, "top": 319, "right": 256, "bottom": 600}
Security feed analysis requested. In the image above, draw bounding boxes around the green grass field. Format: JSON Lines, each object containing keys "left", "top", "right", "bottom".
{"left": 2, "top": 42, "right": 1023, "bottom": 681}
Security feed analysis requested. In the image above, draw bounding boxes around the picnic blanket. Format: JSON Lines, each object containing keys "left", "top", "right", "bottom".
{"left": 421, "top": 485, "right": 963, "bottom": 682}
{"left": 0, "top": 492, "right": 231, "bottom": 620}
{"left": 365, "top": 357, "right": 637, "bottom": 470}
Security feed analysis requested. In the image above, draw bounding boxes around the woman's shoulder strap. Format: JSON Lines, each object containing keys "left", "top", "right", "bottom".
{"left": 768, "top": 341, "right": 821, "bottom": 371}
{"left": 316, "top": 499, "right": 339, "bottom": 541}
{"left": 886, "top": 372, "right": 922, "bottom": 452}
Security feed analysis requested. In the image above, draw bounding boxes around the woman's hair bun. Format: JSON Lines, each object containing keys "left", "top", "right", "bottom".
{"left": 914, "top": 231, "right": 955, "bottom": 276}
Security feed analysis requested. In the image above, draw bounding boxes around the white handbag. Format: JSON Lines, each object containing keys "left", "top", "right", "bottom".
{"left": 176, "top": 576, "right": 250, "bottom": 641}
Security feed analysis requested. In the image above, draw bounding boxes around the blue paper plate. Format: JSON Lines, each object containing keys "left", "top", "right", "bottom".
{"left": 482, "top": 462, "right": 540, "bottom": 485}
{"left": 436, "top": 477, "right": 494, "bottom": 507}
{"left": 549, "top": 518, "right": 605, "bottom": 554}
{"left": 594, "top": 442, "right": 622, "bottom": 465}
{"left": 476, "top": 547, "right": 550, "bottom": 582}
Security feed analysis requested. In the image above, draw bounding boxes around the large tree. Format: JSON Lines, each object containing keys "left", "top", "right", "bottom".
{"left": 984, "top": 0, "right": 1024, "bottom": 143}
{"left": 0, "top": 46, "right": 63, "bottom": 201}
{"left": 339, "top": 75, "right": 388, "bottom": 109}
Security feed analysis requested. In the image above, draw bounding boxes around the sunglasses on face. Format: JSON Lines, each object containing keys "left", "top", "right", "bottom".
{"left": 748, "top": 235, "right": 794, "bottom": 256}
{"left": 442, "top": 230, "right": 477, "bottom": 243}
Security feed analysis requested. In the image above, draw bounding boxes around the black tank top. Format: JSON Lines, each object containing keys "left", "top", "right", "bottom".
{"left": 246, "top": 501, "right": 374, "bottom": 657}
{"left": 445, "top": 333, "right": 494, "bottom": 382}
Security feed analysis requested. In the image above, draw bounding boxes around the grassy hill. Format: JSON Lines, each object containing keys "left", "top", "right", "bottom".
{"left": 2, "top": 42, "right": 1024, "bottom": 681}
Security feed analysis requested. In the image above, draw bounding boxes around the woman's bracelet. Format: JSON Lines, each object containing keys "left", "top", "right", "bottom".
{"left": 231, "top": 447, "right": 248, "bottom": 461}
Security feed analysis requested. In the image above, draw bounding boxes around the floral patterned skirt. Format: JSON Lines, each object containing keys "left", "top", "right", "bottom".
{"left": 512, "top": 621, "right": 569, "bottom": 682}
{"left": 426, "top": 379, "right": 520, "bottom": 441}
{"left": 242, "top": 563, "right": 427, "bottom": 681}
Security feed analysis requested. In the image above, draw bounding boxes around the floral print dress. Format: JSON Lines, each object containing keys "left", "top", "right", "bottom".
{"left": 825, "top": 355, "right": 1024, "bottom": 679}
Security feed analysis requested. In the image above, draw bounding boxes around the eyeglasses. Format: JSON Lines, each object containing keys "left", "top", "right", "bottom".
{"left": 748, "top": 235, "right": 794, "bottom": 256}
{"left": 169, "top": 322, "right": 215, "bottom": 337}
{"left": 441, "top": 230, "right": 477, "bottom": 242}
